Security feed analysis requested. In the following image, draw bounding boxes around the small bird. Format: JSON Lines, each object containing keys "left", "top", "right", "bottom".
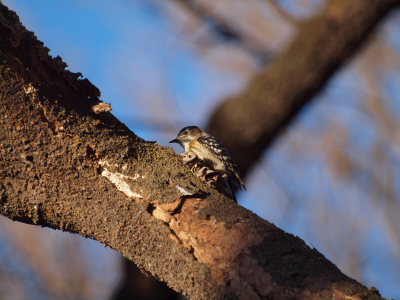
{"left": 170, "top": 126, "right": 245, "bottom": 191}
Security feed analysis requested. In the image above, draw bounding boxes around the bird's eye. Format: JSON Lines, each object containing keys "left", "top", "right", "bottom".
{"left": 183, "top": 130, "right": 188, "bottom": 135}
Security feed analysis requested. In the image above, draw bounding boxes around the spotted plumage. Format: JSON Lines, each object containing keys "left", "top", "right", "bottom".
{"left": 170, "top": 126, "right": 245, "bottom": 191}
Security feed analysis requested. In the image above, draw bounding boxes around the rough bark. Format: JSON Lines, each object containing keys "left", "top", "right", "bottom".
{"left": 206, "top": 0, "right": 400, "bottom": 178}
{"left": 0, "top": 4, "right": 388, "bottom": 300}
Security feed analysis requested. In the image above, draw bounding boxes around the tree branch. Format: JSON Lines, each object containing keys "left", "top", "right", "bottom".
{"left": 169, "top": 0, "right": 272, "bottom": 63}
{"left": 264, "top": 0, "right": 300, "bottom": 24}
{"left": 206, "top": 0, "right": 400, "bottom": 178}
{"left": 0, "top": 3, "right": 387, "bottom": 300}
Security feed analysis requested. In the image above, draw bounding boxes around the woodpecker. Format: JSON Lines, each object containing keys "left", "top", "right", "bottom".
{"left": 170, "top": 126, "right": 245, "bottom": 191}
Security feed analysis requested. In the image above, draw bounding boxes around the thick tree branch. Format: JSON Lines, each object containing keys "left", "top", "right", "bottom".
{"left": 0, "top": 4, "right": 387, "bottom": 300}
{"left": 206, "top": 0, "right": 400, "bottom": 178}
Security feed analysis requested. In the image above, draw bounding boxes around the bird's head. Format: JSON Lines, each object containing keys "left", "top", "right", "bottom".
{"left": 170, "top": 126, "right": 203, "bottom": 148}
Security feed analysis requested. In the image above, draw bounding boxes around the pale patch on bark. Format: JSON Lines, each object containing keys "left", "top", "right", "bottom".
{"left": 98, "top": 160, "right": 143, "bottom": 198}
{"left": 175, "top": 185, "right": 192, "bottom": 195}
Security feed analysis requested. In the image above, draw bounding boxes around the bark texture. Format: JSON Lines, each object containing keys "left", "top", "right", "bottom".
{"left": 207, "top": 0, "right": 400, "bottom": 177}
{"left": 0, "top": 4, "right": 388, "bottom": 300}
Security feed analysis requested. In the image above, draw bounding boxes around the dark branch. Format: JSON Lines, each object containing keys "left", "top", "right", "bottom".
{"left": 206, "top": 0, "right": 400, "bottom": 179}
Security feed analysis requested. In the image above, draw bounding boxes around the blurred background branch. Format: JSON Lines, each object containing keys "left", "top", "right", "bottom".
{"left": 167, "top": 0, "right": 275, "bottom": 64}
{"left": 206, "top": 0, "right": 400, "bottom": 178}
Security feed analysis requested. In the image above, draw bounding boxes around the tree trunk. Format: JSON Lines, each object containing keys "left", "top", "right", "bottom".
{"left": 0, "top": 3, "right": 389, "bottom": 300}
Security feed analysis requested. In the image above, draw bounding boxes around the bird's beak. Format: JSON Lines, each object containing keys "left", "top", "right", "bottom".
{"left": 169, "top": 138, "right": 179, "bottom": 144}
